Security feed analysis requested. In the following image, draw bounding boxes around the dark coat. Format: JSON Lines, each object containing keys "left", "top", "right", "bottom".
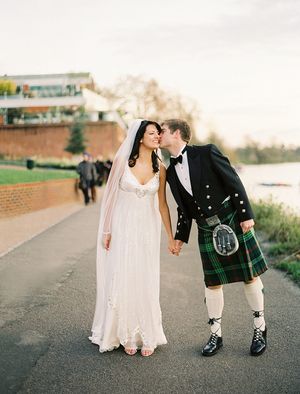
{"left": 77, "top": 161, "right": 97, "bottom": 188}
{"left": 166, "top": 144, "right": 254, "bottom": 243}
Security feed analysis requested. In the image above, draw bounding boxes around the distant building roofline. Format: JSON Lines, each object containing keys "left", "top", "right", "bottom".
{"left": 1, "top": 72, "right": 92, "bottom": 80}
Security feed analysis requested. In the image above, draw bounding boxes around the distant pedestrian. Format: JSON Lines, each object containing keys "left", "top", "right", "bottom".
{"left": 88, "top": 155, "right": 98, "bottom": 203}
{"left": 103, "top": 159, "right": 112, "bottom": 183}
{"left": 77, "top": 153, "right": 96, "bottom": 205}
{"left": 94, "top": 155, "right": 105, "bottom": 187}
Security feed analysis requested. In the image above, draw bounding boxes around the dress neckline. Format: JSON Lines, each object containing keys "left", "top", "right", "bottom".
{"left": 127, "top": 165, "right": 158, "bottom": 186}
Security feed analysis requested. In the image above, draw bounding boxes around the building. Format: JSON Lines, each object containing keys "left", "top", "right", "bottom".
{"left": 0, "top": 73, "right": 125, "bottom": 128}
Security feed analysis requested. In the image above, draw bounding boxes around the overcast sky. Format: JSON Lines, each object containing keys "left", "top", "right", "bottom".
{"left": 1, "top": 0, "right": 300, "bottom": 146}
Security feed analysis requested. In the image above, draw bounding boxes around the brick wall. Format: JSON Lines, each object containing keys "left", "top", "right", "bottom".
{"left": 0, "top": 121, "right": 125, "bottom": 159}
{"left": 0, "top": 178, "right": 81, "bottom": 218}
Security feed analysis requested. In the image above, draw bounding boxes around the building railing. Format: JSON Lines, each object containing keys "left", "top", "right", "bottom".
{"left": 0, "top": 91, "right": 83, "bottom": 100}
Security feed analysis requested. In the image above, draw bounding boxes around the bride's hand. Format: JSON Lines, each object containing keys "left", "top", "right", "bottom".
{"left": 168, "top": 238, "right": 177, "bottom": 255}
{"left": 103, "top": 234, "right": 111, "bottom": 250}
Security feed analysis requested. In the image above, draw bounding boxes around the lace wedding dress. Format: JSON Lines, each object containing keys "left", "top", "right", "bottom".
{"left": 89, "top": 164, "right": 167, "bottom": 352}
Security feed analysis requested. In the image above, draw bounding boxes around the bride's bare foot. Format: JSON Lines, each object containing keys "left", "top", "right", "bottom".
{"left": 141, "top": 348, "right": 154, "bottom": 357}
{"left": 124, "top": 348, "right": 137, "bottom": 356}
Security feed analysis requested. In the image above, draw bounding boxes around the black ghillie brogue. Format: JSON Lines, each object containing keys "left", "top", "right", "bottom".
{"left": 202, "top": 318, "right": 223, "bottom": 357}
{"left": 202, "top": 333, "right": 223, "bottom": 356}
{"left": 250, "top": 326, "right": 267, "bottom": 356}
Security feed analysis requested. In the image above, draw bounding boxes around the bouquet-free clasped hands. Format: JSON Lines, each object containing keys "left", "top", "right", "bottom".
{"left": 104, "top": 234, "right": 182, "bottom": 256}
{"left": 168, "top": 238, "right": 183, "bottom": 256}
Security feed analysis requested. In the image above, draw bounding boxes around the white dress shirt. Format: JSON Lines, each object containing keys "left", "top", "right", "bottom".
{"left": 171, "top": 145, "right": 193, "bottom": 195}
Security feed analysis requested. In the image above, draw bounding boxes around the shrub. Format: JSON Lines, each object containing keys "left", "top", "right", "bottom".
{"left": 252, "top": 199, "right": 300, "bottom": 254}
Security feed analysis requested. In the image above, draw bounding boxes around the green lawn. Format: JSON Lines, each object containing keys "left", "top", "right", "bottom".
{"left": 276, "top": 260, "right": 300, "bottom": 284}
{"left": 0, "top": 168, "right": 78, "bottom": 185}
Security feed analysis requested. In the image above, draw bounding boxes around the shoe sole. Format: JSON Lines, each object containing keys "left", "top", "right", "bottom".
{"left": 202, "top": 343, "right": 223, "bottom": 357}
{"left": 250, "top": 346, "right": 267, "bottom": 356}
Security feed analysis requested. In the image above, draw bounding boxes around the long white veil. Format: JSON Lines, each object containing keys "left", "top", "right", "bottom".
{"left": 98, "top": 118, "right": 144, "bottom": 237}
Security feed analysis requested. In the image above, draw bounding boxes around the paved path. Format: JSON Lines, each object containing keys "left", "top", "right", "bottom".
{"left": 0, "top": 193, "right": 299, "bottom": 393}
{"left": 0, "top": 202, "right": 84, "bottom": 257}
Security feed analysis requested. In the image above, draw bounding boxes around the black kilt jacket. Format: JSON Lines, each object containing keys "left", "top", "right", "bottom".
{"left": 166, "top": 144, "right": 254, "bottom": 243}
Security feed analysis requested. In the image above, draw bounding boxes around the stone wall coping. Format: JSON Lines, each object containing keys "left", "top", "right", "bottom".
{"left": 0, "top": 120, "right": 117, "bottom": 130}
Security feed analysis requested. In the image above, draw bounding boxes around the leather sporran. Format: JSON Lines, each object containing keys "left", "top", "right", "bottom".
{"left": 212, "top": 224, "right": 239, "bottom": 256}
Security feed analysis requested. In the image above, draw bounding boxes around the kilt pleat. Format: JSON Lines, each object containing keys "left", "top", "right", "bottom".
{"left": 198, "top": 201, "right": 268, "bottom": 286}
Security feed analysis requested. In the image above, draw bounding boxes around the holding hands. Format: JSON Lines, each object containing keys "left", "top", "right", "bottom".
{"left": 168, "top": 238, "right": 184, "bottom": 256}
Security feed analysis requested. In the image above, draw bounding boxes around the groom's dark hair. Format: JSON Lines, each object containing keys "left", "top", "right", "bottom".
{"left": 161, "top": 119, "right": 191, "bottom": 143}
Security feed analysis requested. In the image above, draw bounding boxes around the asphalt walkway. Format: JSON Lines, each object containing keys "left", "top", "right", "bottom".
{"left": 0, "top": 192, "right": 299, "bottom": 393}
{"left": 0, "top": 202, "right": 84, "bottom": 257}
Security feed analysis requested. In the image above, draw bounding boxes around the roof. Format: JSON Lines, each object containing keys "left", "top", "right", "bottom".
{"left": 1, "top": 72, "right": 92, "bottom": 80}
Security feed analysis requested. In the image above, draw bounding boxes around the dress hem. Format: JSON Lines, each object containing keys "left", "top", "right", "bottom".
{"left": 88, "top": 335, "right": 167, "bottom": 353}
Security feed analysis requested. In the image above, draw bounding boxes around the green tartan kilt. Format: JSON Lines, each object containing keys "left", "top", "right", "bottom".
{"left": 197, "top": 202, "right": 268, "bottom": 286}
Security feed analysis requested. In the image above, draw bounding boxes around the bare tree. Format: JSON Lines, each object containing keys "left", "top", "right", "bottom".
{"left": 205, "top": 128, "right": 238, "bottom": 163}
{"left": 98, "top": 75, "right": 201, "bottom": 140}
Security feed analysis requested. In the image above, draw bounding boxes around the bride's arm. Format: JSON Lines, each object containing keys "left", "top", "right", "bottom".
{"left": 158, "top": 164, "right": 176, "bottom": 254}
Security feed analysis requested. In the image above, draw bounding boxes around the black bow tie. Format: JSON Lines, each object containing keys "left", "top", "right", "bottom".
{"left": 170, "top": 146, "right": 187, "bottom": 166}
{"left": 170, "top": 155, "right": 183, "bottom": 166}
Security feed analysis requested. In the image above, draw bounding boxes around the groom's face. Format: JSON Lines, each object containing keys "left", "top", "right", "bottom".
{"left": 159, "top": 124, "right": 174, "bottom": 149}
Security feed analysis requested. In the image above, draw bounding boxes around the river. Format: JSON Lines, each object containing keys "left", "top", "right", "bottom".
{"left": 237, "top": 162, "right": 300, "bottom": 214}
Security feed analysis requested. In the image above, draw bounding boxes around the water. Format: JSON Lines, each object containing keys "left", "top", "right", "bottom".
{"left": 237, "top": 162, "right": 300, "bottom": 214}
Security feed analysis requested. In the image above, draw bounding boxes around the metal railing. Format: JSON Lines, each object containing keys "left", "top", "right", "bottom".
{"left": 0, "top": 91, "right": 83, "bottom": 100}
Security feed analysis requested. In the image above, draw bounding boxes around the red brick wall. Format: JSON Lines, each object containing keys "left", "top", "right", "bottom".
{"left": 0, "top": 178, "right": 81, "bottom": 218}
{"left": 0, "top": 121, "right": 125, "bottom": 159}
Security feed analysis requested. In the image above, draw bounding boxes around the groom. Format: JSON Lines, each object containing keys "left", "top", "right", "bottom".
{"left": 160, "top": 119, "right": 268, "bottom": 357}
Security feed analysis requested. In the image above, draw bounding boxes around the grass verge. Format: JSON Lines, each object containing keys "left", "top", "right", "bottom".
{"left": 252, "top": 199, "right": 300, "bottom": 285}
{"left": 0, "top": 168, "right": 78, "bottom": 185}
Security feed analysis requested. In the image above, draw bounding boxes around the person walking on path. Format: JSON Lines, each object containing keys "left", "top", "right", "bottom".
{"left": 94, "top": 155, "right": 105, "bottom": 187}
{"left": 159, "top": 119, "right": 268, "bottom": 357}
{"left": 89, "top": 119, "right": 176, "bottom": 357}
{"left": 77, "top": 153, "right": 97, "bottom": 205}
{"left": 88, "top": 154, "right": 98, "bottom": 203}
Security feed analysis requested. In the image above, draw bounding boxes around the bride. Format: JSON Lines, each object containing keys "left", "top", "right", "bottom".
{"left": 89, "top": 119, "right": 176, "bottom": 357}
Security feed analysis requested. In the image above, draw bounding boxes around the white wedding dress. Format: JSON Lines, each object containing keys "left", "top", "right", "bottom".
{"left": 89, "top": 164, "right": 167, "bottom": 352}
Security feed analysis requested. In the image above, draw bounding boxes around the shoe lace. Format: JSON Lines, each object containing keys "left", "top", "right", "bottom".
{"left": 253, "top": 327, "right": 263, "bottom": 342}
{"left": 208, "top": 317, "right": 221, "bottom": 325}
{"left": 253, "top": 310, "right": 264, "bottom": 318}
{"left": 208, "top": 333, "right": 219, "bottom": 345}
{"left": 208, "top": 317, "right": 221, "bottom": 337}
{"left": 252, "top": 310, "right": 265, "bottom": 342}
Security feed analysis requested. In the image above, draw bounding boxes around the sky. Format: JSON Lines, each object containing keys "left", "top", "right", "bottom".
{"left": 1, "top": 0, "right": 300, "bottom": 147}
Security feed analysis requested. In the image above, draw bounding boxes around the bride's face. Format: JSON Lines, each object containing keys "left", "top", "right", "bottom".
{"left": 141, "top": 124, "right": 160, "bottom": 150}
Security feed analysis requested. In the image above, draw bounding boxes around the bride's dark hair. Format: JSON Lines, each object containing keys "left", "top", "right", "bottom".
{"left": 128, "top": 120, "right": 161, "bottom": 173}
